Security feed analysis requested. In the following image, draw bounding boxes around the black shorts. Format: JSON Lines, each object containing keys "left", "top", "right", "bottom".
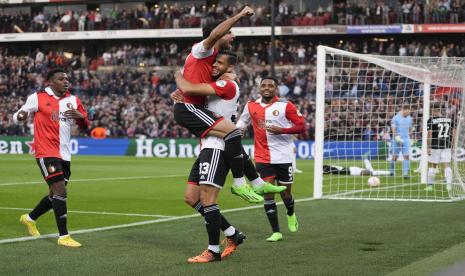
{"left": 36, "top": 157, "right": 71, "bottom": 185}
{"left": 187, "top": 148, "right": 229, "bottom": 189}
{"left": 256, "top": 163, "right": 293, "bottom": 185}
{"left": 174, "top": 103, "right": 224, "bottom": 138}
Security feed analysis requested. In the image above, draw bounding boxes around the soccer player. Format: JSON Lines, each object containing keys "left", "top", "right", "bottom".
{"left": 323, "top": 158, "right": 391, "bottom": 176}
{"left": 425, "top": 104, "right": 455, "bottom": 192}
{"left": 175, "top": 52, "right": 286, "bottom": 262}
{"left": 236, "top": 76, "right": 305, "bottom": 242}
{"left": 14, "top": 68, "right": 89, "bottom": 247}
{"left": 173, "top": 6, "right": 261, "bottom": 203}
{"left": 390, "top": 104, "right": 413, "bottom": 178}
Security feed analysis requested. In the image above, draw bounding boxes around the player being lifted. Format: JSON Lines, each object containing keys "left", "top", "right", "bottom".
{"left": 390, "top": 104, "right": 413, "bottom": 178}
{"left": 425, "top": 104, "right": 455, "bottom": 192}
{"left": 14, "top": 68, "right": 89, "bottom": 247}
{"left": 173, "top": 6, "right": 263, "bottom": 203}
{"left": 174, "top": 52, "right": 286, "bottom": 263}
{"left": 237, "top": 77, "right": 305, "bottom": 242}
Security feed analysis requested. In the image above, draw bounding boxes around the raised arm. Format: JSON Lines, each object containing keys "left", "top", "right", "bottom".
{"left": 202, "top": 6, "right": 254, "bottom": 50}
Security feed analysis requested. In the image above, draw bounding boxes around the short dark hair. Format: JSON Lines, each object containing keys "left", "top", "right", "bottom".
{"left": 202, "top": 22, "right": 217, "bottom": 39}
{"left": 261, "top": 76, "right": 279, "bottom": 86}
{"left": 218, "top": 51, "right": 237, "bottom": 65}
{"left": 47, "top": 68, "right": 66, "bottom": 81}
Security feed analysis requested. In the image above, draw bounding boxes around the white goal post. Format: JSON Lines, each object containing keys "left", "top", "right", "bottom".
{"left": 314, "top": 45, "right": 465, "bottom": 202}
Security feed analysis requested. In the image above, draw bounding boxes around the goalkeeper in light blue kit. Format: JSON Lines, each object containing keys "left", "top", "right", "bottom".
{"left": 390, "top": 104, "right": 413, "bottom": 178}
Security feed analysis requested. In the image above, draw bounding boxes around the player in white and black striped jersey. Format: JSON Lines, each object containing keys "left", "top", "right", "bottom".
{"left": 426, "top": 104, "right": 456, "bottom": 192}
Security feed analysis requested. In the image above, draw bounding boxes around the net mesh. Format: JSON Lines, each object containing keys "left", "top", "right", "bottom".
{"left": 321, "top": 48, "right": 465, "bottom": 201}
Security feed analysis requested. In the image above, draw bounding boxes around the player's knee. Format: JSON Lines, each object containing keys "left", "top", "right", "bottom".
{"left": 184, "top": 193, "right": 199, "bottom": 207}
{"left": 51, "top": 181, "right": 67, "bottom": 197}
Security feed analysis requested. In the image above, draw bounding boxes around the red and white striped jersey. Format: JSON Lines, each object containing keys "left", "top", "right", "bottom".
{"left": 13, "top": 87, "right": 89, "bottom": 161}
{"left": 181, "top": 39, "right": 218, "bottom": 106}
{"left": 237, "top": 97, "right": 304, "bottom": 164}
{"left": 201, "top": 80, "right": 240, "bottom": 151}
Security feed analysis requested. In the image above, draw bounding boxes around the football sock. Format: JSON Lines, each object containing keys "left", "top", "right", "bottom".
{"left": 29, "top": 195, "right": 53, "bottom": 221}
{"left": 445, "top": 167, "right": 453, "bottom": 185}
{"left": 204, "top": 204, "right": 221, "bottom": 253}
{"left": 364, "top": 159, "right": 374, "bottom": 172}
{"left": 52, "top": 195, "right": 68, "bottom": 236}
{"left": 390, "top": 160, "right": 395, "bottom": 174}
{"left": 428, "top": 168, "right": 437, "bottom": 185}
{"left": 283, "top": 197, "right": 295, "bottom": 216}
{"left": 373, "top": 170, "right": 391, "bottom": 176}
{"left": 403, "top": 160, "right": 410, "bottom": 176}
{"left": 193, "top": 200, "right": 233, "bottom": 233}
{"left": 243, "top": 148, "right": 261, "bottom": 184}
{"left": 224, "top": 129, "right": 245, "bottom": 180}
{"left": 264, "top": 200, "right": 280, "bottom": 233}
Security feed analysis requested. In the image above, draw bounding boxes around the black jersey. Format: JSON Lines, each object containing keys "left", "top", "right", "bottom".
{"left": 427, "top": 117, "right": 454, "bottom": 149}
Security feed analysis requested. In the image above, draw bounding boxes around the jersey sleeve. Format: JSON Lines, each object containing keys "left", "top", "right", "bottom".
{"left": 427, "top": 118, "right": 432, "bottom": 131}
{"left": 209, "top": 80, "right": 236, "bottom": 100}
{"left": 191, "top": 39, "right": 215, "bottom": 59}
{"left": 13, "top": 93, "right": 38, "bottom": 124}
{"left": 281, "top": 102, "right": 305, "bottom": 134}
{"left": 75, "top": 97, "right": 90, "bottom": 131}
{"left": 391, "top": 116, "right": 397, "bottom": 128}
{"left": 236, "top": 102, "right": 251, "bottom": 129}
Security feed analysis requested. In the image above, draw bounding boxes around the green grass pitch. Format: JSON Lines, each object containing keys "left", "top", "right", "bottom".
{"left": 2, "top": 155, "right": 465, "bottom": 275}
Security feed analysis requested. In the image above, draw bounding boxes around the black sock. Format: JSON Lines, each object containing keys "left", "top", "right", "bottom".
{"left": 193, "top": 200, "right": 232, "bottom": 232}
{"left": 283, "top": 197, "right": 295, "bottom": 216}
{"left": 29, "top": 195, "right": 53, "bottom": 220}
{"left": 242, "top": 148, "right": 260, "bottom": 181}
{"left": 224, "top": 129, "right": 244, "bottom": 179}
{"left": 203, "top": 204, "right": 221, "bottom": 248}
{"left": 264, "top": 200, "right": 280, "bottom": 233}
{"left": 52, "top": 195, "right": 68, "bottom": 236}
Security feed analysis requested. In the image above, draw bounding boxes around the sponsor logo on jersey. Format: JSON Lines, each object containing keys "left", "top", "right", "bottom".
{"left": 216, "top": 80, "right": 227, "bottom": 87}
{"left": 47, "top": 165, "right": 56, "bottom": 173}
{"left": 272, "top": 110, "right": 279, "bottom": 116}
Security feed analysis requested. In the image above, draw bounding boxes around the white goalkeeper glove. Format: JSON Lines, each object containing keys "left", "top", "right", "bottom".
{"left": 395, "top": 135, "right": 403, "bottom": 144}
{"left": 410, "top": 139, "right": 416, "bottom": 146}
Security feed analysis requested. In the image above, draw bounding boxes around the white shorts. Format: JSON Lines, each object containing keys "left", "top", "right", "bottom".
{"left": 429, "top": 149, "right": 452, "bottom": 164}
{"left": 349, "top": 167, "right": 363, "bottom": 176}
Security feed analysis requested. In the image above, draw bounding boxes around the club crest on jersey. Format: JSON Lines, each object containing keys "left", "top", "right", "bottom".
{"left": 272, "top": 110, "right": 280, "bottom": 116}
{"left": 216, "top": 80, "right": 227, "bottom": 87}
{"left": 47, "top": 165, "right": 56, "bottom": 173}
{"left": 67, "top": 103, "right": 73, "bottom": 109}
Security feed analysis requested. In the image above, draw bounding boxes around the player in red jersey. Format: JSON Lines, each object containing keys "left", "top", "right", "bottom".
{"left": 14, "top": 68, "right": 89, "bottom": 247}
{"left": 237, "top": 76, "right": 305, "bottom": 242}
{"left": 173, "top": 6, "right": 261, "bottom": 203}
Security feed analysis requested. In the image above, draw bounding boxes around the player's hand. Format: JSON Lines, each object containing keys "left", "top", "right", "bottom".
{"left": 266, "top": 125, "right": 283, "bottom": 134}
{"left": 17, "top": 111, "right": 28, "bottom": 121}
{"left": 64, "top": 108, "right": 84, "bottom": 120}
{"left": 170, "top": 89, "right": 185, "bottom": 103}
{"left": 395, "top": 135, "right": 403, "bottom": 145}
{"left": 239, "top": 6, "right": 255, "bottom": 17}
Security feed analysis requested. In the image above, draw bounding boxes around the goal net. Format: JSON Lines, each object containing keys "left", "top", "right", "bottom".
{"left": 314, "top": 46, "right": 465, "bottom": 202}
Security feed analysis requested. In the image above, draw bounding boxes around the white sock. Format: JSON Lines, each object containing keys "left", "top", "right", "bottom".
{"left": 26, "top": 214, "right": 34, "bottom": 222}
{"left": 223, "top": 226, "right": 236, "bottom": 237}
{"left": 364, "top": 159, "right": 374, "bottom": 172}
{"left": 233, "top": 177, "right": 246, "bottom": 188}
{"left": 373, "top": 170, "right": 391, "bottom": 176}
{"left": 445, "top": 167, "right": 453, "bottom": 185}
{"left": 250, "top": 177, "right": 265, "bottom": 189}
{"left": 208, "top": 245, "right": 220, "bottom": 253}
{"left": 428, "top": 168, "right": 438, "bottom": 185}
{"left": 59, "top": 234, "right": 70, "bottom": 239}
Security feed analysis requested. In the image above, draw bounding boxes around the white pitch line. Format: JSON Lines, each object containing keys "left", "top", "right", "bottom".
{"left": 0, "top": 174, "right": 187, "bottom": 187}
{"left": 0, "top": 197, "right": 317, "bottom": 245}
{"left": 0, "top": 207, "right": 174, "bottom": 218}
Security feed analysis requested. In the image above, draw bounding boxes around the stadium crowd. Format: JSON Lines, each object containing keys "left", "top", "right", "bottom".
{"left": 2, "top": 0, "right": 465, "bottom": 34}
{"left": 0, "top": 37, "right": 464, "bottom": 140}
